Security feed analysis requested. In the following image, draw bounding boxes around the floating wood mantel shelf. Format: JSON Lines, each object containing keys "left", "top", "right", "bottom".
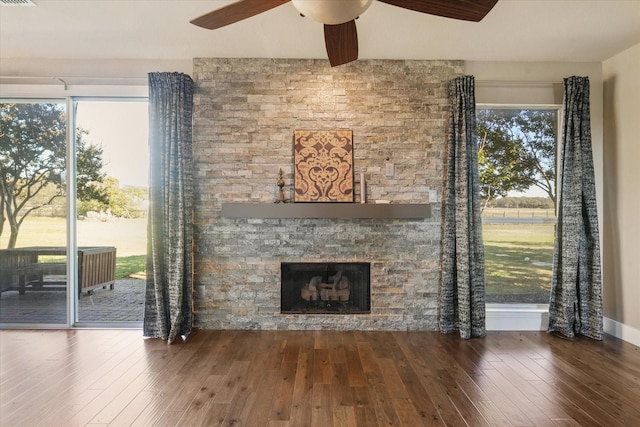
{"left": 220, "top": 203, "right": 431, "bottom": 219}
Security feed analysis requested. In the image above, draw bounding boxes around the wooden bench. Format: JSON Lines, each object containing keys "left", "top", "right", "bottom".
{"left": 0, "top": 246, "right": 117, "bottom": 298}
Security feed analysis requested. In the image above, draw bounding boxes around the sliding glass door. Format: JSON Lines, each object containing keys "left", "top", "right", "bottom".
{"left": 0, "top": 98, "right": 148, "bottom": 327}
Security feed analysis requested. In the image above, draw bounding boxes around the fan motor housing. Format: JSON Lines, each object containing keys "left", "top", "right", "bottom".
{"left": 291, "top": 0, "right": 373, "bottom": 25}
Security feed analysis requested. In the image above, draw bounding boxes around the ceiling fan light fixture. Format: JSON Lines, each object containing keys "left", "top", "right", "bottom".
{"left": 291, "top": 0, "right": 373, "bottom": 25}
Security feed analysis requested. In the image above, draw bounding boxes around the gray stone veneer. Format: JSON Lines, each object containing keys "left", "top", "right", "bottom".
{"left": 192, "top": 58, "right": 463, "bottom": 330}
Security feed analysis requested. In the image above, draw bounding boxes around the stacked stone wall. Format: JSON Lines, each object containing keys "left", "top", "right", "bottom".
{"left": 192, "top": 58, "right": 463, "bottom": 330}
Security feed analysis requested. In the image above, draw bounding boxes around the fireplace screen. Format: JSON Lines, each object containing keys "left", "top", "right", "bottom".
{"left": 281, "top": 262, "right": 370, "bottom": 314}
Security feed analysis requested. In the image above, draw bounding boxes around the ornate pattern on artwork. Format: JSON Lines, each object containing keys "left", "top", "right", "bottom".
{"left": 293, "top": 130, "right": 354, "bottom": 202}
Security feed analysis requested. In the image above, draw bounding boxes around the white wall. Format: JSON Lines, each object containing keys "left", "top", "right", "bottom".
{"left": 603, "top": 43, "right": 640, "bottom": 343}
{"left": 0, "top": 58, "right": 193, "bottom": 78}
{"left": 0, "top": 58, "right": 192, "bottom": 98}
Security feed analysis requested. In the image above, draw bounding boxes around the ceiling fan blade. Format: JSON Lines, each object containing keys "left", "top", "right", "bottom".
{"left": 378, "top": 0, "right": 498, "bottom": 22}
{"left": 191, "top": 0, "right": 290, "bottom": 30}
{"left": 324, "top": 20, "right": 358, "bottom": 67}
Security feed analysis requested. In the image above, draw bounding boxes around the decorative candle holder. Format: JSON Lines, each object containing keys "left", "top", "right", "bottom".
{"left": 276, "top": 168, "right": 288, "bottom": 203}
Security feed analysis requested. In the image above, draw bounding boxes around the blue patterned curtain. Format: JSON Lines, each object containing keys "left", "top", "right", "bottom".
{"left": 144, "top": 72, "right": 194, "bottom": 343}
{"left": 548, "top": 76, "right": 603, "bottom": 340}
{"left": 439, "top": 76, "right": 486, "bottom": 339}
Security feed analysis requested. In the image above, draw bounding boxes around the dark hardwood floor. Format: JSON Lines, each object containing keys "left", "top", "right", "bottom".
{"left": 1, "top": 328, "right": 639, "bottom": 426}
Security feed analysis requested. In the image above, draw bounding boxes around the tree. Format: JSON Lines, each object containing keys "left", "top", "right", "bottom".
{"left": 78, "top": 176, "right": 144, "bottom": 218}
{"left": 0, "top": 103, "right": 108, "bottom": 248}
{"left": 477, "top": 109, "right": 557, "bottom": 211}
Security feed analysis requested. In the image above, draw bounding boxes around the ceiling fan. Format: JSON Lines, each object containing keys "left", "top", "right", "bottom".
{"left": 190, "top": 0, "right": 499, "bottom": 67}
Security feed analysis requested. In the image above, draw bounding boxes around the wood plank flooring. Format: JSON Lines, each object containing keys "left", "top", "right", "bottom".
{"left": 1, "top": 329, "right": 639, "bottom": 426}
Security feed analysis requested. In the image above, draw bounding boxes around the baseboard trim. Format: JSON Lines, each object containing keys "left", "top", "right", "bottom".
{"left": 603, "top": 317, "right": 640, "bottom": 346}
{"left": 486, "top": 307, "right": 640, "bottom": 346}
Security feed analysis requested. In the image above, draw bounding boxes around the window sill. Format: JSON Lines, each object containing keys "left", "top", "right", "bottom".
{"left": 486, "top": 304, "right": 549, "bottom": 331}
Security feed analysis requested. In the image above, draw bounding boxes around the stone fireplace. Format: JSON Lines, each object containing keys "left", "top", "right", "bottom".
{"left": 281, "top": 262, "right": 371, "bottom": 314}
{"left": 192, "top": 58, "right": 462, "bottom": 330}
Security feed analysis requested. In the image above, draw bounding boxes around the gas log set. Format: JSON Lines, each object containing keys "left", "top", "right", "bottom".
{"left": 281, "top": 262, "right": 370, "bottom": 314}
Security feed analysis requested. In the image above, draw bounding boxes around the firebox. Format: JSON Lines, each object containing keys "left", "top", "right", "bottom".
{"left": 281, "top": 262, "right": 371, "bottom": 314}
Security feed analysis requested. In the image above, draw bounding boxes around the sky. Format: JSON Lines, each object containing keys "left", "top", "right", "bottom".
{"left": 75, "top": 100, "right": 149, "bottom": 188}
{"left": 509, "top": 186, "right": 549, "bottom": 198}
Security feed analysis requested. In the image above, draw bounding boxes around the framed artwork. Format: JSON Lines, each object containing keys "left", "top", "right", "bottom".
{"left": 293, "top": 130, "right": 354, "bottom": 202}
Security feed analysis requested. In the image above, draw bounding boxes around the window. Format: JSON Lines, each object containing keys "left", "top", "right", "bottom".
{"left": 477, "top": 107, "right": 559, "bottom": 304}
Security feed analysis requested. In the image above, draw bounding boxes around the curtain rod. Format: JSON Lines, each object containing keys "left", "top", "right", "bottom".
{"left": 0, "top": 75, "right": 148, "bottom": 90}
{"left": 476, "top": 80, "right": 563, "bottom": 86}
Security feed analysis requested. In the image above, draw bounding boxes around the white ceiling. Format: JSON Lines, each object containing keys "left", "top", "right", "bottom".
{"left": 1, "top": 0, "right": 639, "bottom": 68}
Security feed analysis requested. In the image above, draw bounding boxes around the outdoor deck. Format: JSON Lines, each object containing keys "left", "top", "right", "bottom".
{"left": 0, "top": 278, "right": 144, "bottom": 324}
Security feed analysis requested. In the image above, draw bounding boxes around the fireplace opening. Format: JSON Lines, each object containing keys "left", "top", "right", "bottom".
{"left": 281, "top": 262, "right": 371, "bottom": 314}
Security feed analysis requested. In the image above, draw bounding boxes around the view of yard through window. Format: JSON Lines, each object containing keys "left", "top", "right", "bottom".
{"left": 478, "top": 108, "right": 558, "bottom": 304}
{"left": 76, "top": 99, "right": 148, "bottom": 323}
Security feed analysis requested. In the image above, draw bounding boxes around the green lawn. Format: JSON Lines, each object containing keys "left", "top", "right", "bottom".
{"left": 483, "top": 222, "right": 555, "bottom": 296}
{"left": 115, "top": 254, "right": 147, "bottom": 279}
